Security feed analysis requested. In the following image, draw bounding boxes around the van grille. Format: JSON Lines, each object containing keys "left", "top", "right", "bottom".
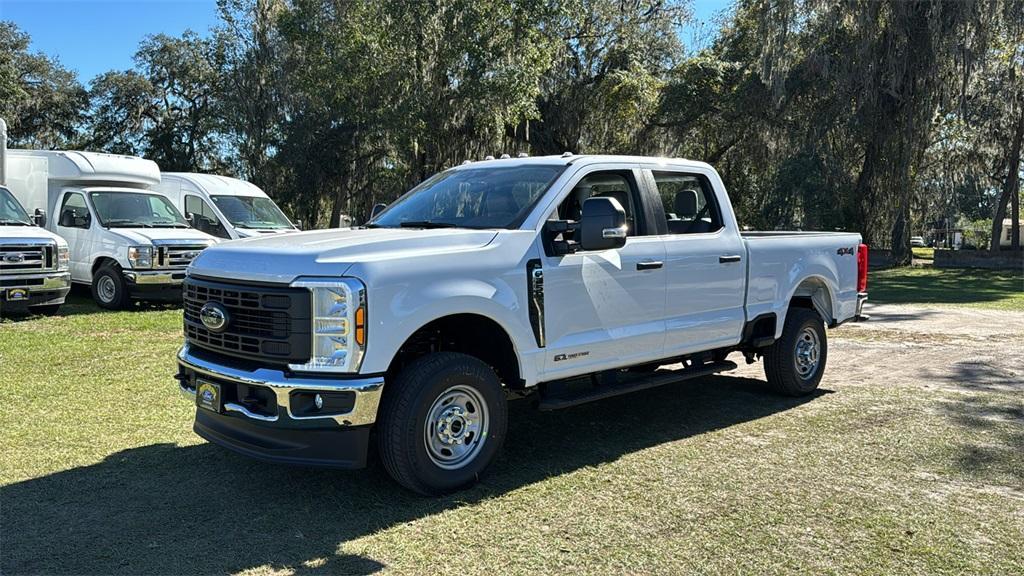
{"left": 183, "top": 276, "right": 311, "bottom": 364}
{"left": 0, "top": 243, "right": 55, "bottom": 273}
{"left": 156, "top": 245, "right": 208, "bottom": 269}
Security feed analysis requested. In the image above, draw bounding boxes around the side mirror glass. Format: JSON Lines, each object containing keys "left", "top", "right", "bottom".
{"left": 579, "top": 197, "right": 627, "bottom": 251}
{"left": 369, "top": 203, "right": 387, "bottom": 221}
{"left": 32, "top": 208, "right": 46, "bottom": 227}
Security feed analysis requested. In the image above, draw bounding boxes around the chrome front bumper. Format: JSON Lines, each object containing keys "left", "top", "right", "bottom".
{"left": 124, "top": 269, "right": 188, "bottom": 285}
{"left": 3, "top": 271, "right": 72, "bottom": 293}
{"left": 176, "top": 344, "right": 384, "bottom": 427}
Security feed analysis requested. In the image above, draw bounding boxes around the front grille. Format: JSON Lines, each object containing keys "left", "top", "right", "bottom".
{"left": 156, "top": 245, "right": 208, "bottom": 268}
{"left": 0, "top": 244, "right": 54, "bottom": 273}
{"left": 183, "top": 276, "right": 312, "bottom": 364}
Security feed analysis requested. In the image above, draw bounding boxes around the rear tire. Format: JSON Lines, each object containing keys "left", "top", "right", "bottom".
{"left": 763, "top": 307, "right": 827, "bottom": 396}
{"left": 377, "top": 352, "right": 508, "bottom": 495}
{"left": 91, "top": 263, "right": 130, "bottom": 310}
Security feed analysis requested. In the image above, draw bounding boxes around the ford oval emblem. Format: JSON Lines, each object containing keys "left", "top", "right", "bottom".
{"left": 199, "top": 302, "right": 229, "bottom": 332}
{"left": 3, "top": 253, "right": 26, "bottom": 263}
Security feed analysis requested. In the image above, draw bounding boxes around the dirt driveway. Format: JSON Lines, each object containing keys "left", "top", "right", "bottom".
{"left": 733, "top": 303, "right": 1024, "bottom": 393}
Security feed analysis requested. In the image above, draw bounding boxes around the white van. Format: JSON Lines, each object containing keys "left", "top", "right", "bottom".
{"left": 154, "top": 173, "right": 300, "bottom": 240}
{"left": 5, "top": 150, "right": 218, "bottom": 309}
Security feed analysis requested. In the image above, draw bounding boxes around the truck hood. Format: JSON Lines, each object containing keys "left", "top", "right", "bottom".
{"left": 190, "top": 227, "right": 499, "bottom": 284}
{"left": 0, "top": 225, "right": 68, "bottom": 247}
{"left": 106, "top": 227, "right": 218, "bottom": 246}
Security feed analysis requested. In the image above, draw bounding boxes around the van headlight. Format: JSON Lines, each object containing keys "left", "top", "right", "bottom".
{"left": 127, "top": 246, "right": 153, "bottom": 269}
{"left": 57, "top": 246, "right": 70, "bottom": 271}
{"left": 289, "top": 278, "right": 367, "bottom": 373}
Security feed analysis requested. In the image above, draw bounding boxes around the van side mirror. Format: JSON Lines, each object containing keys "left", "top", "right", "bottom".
{"left": 579, "top": 197, "right": 627, "bottom": 251}
{"left": 32, "top": 209, "right": 46, "bottom": 227}
{"left": 294, "top": 219, "right": 303, "bottom": 230}
{"left": 369, "top": 203, "right": 387, "bottom": 220}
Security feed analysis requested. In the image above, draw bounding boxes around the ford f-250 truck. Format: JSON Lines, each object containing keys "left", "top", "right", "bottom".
{"left": 176, "top": 155, "right": 869, "bottom": 494}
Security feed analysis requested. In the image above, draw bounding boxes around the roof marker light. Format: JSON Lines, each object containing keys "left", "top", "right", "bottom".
{"left": 500, "top": 153, "right": 510, "bottom": 159}
{"left": 484, "top": 155, "right": 495, "bottom": 161}
{"left": 561, "top": 151, "right": 573, "bottom": 157}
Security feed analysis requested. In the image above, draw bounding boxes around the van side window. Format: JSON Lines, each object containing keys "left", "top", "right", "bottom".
{"left": 58, "top": 193, "right": 90, "bottom": 229}
{"left": 553, "top": 171, "right": 645, "bottom": 237}
{"left": 185, "top": 195, "right": 230, "bottom": 239}
{"left": 651, "top": 171, "right": 723, "bottom": 235}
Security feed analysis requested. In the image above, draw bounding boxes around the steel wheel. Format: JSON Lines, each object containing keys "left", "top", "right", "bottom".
{"left": 97, "top": 275, "right": 117, "bottom": 303}
{"left": 423, "top": 384, "right": 489, "bottom": 470}
{"left": 793, "top": 326, "right": 821, "bottom": 378}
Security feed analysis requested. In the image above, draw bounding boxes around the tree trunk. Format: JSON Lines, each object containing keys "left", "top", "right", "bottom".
{"left": 990, "top": 106, "right": 1024, "bottom": 251}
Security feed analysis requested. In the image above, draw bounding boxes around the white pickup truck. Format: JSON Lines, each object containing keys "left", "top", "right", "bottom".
{"left": 176, "top": 155, "right": 868, "bottom": 494}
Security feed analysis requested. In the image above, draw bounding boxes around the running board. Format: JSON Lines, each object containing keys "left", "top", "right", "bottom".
{"left": 537, "top": 360, "right": 738, "bottom": 411}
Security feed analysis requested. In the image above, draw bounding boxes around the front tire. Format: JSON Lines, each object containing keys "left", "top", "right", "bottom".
{"left": 763, "top": 307, "right": 827, "bottom": 396}
{"left": 377, "top": 352, "right": 508, "bottom": 495}
{"left": 91, "top": 264, "right": 130, "bottom": 310}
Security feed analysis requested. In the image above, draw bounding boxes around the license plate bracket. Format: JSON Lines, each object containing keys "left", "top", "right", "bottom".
{"left": 196, "top": 379, "right": 223, "bottom": 413}
{"left": 6, "top": 288, "right": 29, "bottom": 301}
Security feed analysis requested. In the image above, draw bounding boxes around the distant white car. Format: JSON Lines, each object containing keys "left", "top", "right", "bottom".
{"left": 910, "top": 236, "right": 926, "bottom": 247}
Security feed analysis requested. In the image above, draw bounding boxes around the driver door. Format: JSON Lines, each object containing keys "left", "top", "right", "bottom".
{"left": 55, "top": 191, "right": 92, "bottom": 281}
{"left": 539, "top": 167, "right": 667, "bottom": 380}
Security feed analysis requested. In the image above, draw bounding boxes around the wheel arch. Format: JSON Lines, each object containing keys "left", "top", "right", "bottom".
{"left": 385, "top": 312, "right": 524, "bottom": 390}
{"left": 780, "top": 275, "right": 837, "bottom": 336}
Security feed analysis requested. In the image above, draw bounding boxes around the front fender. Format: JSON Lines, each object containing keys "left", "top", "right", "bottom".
{"left": 359, "top": 276, "right": 539, "bottom": 384}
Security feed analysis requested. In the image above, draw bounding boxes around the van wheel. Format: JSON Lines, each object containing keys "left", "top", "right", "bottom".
{"left": 377, "top": 352, "right": 508, "bottom": 495}
{"left": 91, "top": 264, "right": 130, "bottom": 310}
{"left": 763, "top": 307, "right": 827, "bottom": 396}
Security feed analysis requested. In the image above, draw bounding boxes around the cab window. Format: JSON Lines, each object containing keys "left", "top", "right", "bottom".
{"left": 185, "top": 195, "right": 230, "bottom": 239}
{"left": 58, "top": 193, "right": 91, "bottom": 229}
{"left": 553, "top": 171, "right": 645, "bottom": 237}
{"left": 651, "top": 171, "right": 723, "bottom": 235}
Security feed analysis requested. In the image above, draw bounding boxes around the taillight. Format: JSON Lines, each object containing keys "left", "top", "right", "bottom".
{"left": 857, "top": 243, "right": 869, "bottom": 293}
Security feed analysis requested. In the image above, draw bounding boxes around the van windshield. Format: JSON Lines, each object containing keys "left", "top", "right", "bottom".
{"left": 90, "top": 191, "right": 189, "bottom": 228}
{"left": 0, "top": 188, "right": 33, "bottom": 226}
{"left": 369, "top": 165, "right": 565, "bottom": 229}
{"left": 211, "top": 195, "right": 294, "bottom": 229}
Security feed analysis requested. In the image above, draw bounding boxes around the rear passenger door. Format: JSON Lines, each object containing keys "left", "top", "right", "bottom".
{"left": 646, "top": 169, "right": 746, "bottom": 355}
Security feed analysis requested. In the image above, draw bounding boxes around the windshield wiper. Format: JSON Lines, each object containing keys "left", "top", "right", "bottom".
{"left": 105, "top": 219, "right": 152, "bottom": 228}
{"left": 152, "top": 223, "right": 189, "bottom": 228}
{"left": 398, "top": 220, "right": 457, "bottom": 229}
{"left": 0, "top": 219, "right": 31, "bottom": 226}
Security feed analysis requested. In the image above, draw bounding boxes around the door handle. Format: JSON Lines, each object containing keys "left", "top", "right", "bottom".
{"left": 719, "top": 254, "right": 742, "bottom": 263}
{"left": 636, "top": 260, "right": 663, "bottom": 270}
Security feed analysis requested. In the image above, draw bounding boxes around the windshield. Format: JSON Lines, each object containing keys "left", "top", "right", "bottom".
{"left": 0, "top": 188, "right": 33, "bottom": 226}
{"left": 210, "top": 195, "right": 293, "bottom": 229}
{"left": 370, "top": 165, "right": 566, "bottom": 229}
{"left": 90, "top": 191, "right": 189, "bottom": 228}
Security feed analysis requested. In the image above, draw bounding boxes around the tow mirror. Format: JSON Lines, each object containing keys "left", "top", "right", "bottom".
{"left": 369, "top": 203, "right": 387, "bottom": 220}
{"left": 579, "top": 197, "right": 627, "bottom": 251}
{"left": 32, "top": 208, "right": 46, "bottom": 227}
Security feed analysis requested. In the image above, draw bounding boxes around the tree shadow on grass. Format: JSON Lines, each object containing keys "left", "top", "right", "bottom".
{"left": 1, "top": 288, "right": 182, "bottom": 321}
{"left": 869, "top": 268, "right": 1023, "bottom": 307}
{"left": 1, "top": 375, "right": 825, "bottom": 575}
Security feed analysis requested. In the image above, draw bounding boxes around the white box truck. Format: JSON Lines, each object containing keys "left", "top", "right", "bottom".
{"left": 4, "top": 149, "right": 218, "bottom": 309}
{"left": 153, "top": 173, "right": 301, "bottom": 240}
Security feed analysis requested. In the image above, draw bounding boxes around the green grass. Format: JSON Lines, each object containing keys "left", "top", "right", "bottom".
{"left": 870, "top": 267, "right": 1024, "bottom": 311}
{"left": 2, "top": 292, "right": 1023, "bottom": 575}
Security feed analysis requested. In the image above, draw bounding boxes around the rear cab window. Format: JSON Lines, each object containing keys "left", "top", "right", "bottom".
{"left": 650, "top": 171, "right": 724, "bottom": 235}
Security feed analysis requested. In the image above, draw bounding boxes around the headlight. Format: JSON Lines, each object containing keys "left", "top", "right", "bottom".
{"left": 57, "top": 246, "right": 70, "bottom": 271}
{"left": 127, "top": 246, "right": 153, "bottom": 269}
{"left": 289, "top": 278, "right": 367, "bottom": 373}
